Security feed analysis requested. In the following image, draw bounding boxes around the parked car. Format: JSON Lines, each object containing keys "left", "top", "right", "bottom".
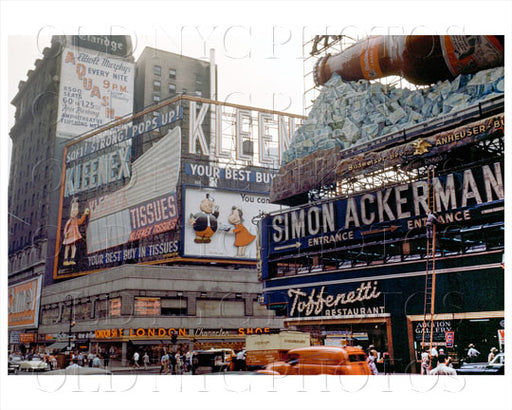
{"left": 8, "top": 356, "right": 22, "bottom": 374}
{"left": 257, "top": 346, "right": 371, "bottom": 375}
{"left": 456, "top": 352, "right": 505, "bottom": 375}
{"left": 19, "top": 355, "right": 50, "bottom": 372}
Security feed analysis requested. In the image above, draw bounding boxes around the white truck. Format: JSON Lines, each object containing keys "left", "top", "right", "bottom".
{"left": 245, "top": 331, "right": 311, "bottom": 370}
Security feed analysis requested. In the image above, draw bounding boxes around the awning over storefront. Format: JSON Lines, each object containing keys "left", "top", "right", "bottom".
{"left": 45, "top": 342, "right": 69, "bottom": 351}
{"left": 130, "top": 340, "right": 165, "bottom": 346}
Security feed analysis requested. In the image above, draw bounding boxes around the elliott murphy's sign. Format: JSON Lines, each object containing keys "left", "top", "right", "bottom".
{"left": 288, "top": 281, "right": 385, "bottom": 318}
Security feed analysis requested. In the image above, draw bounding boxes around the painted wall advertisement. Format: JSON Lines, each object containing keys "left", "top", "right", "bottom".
{"left": 54, "top": 127, "right": 182, "bottom": 278}
{"left": 8, "top": 276, "right": 42, "bottom": 329}
{"left": 56, "top": 46, "right": 135, "bottom": 139}
{"left": 183, "top": 186, "right": 285, "bottom": 260}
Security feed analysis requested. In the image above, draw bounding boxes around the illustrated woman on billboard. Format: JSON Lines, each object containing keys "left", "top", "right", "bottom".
{"left": 62, "top": 198, "right": 89, "bottom": 266}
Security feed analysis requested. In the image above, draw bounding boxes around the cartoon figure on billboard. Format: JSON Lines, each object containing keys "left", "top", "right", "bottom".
{"left": 227, "top": 206, "right": 256, "bottom": 257}
{"left": 62, "top": 198, "right": 89, "bottom": 266}
{"left": 188, "top": 193, "right": 219, "bottom": 243}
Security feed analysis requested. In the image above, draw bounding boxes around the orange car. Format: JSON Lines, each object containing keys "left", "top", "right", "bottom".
{"left": 257, "top": 346, "right": 371, "bottom": 375}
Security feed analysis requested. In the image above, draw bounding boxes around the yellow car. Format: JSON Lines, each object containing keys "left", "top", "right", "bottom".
{"left": 257, "top": 346, "right": 371, "bottom": 375}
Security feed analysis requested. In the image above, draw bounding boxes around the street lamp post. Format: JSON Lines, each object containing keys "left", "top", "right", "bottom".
{"left": 66, "top": 295, "right": 75, "bottom": 352}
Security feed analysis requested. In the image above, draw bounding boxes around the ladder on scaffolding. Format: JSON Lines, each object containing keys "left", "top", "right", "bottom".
{"left": 421, "top": 167, "right": 437, "bottom": 358}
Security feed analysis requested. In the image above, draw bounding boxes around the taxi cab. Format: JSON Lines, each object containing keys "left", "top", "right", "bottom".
{"left": 257, "top": 346, "right": 371, "bottom": 375}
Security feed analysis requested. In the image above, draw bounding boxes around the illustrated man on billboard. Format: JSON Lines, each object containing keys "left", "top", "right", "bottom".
{"left": 188, "top": 193, "right": 219, "bottom": 243}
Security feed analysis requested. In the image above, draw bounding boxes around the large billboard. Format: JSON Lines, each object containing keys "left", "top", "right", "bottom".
{"left": 8, "top": 276, "right": 43, "bottom": 330}
{"left": 183, "top": 186, "right": 285, "bottom": 260}
{"left": 54, "top": 127, "right": 182, "bottom": 279}
{"left": 261, "top": 161, "right": 504, "bottom": 277}
{"left": 56, "top": 46, "right": 135, "bottom": 139}
{"left": 53, "top": 98, "right": 303, "bottom": 278}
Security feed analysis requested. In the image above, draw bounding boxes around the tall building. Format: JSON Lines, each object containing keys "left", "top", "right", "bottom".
{"left": 8, "top": 34, "right": 136, "bottom": 350}
{"left": 8, "top": 35, "right": 135, "bottom": 286}
{"left": 8, "top": 40, "right": 61, "bottom": 284}
{"left": 132, "top": 47, "right": 216, "bottom": 157}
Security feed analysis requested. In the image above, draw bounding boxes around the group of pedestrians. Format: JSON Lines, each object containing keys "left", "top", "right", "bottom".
{"left": 38, "top": 352, "right": 59, "bottom": 370}
{"left": 421, "top": 346, "right": 456, "bottom": 375}
{"left": 131, "top": 351, "right": 151, "bottom": 369}
{"left": 420, "top": 342, "right": 499, "bottom": 375}
{"left": 365, "top": 345, "right": 393, "bottom": 375}
{"left": 157, "top": 350, "right": 193, "bottom": 374}
{"left": 66, "top": 350, "right": 105, "bottom": 369}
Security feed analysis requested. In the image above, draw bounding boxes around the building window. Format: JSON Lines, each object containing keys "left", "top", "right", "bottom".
{"left": 169, "top": 68, "right": 176, "bottom": 79}
{"left": 195, "top": 90, "right": 202, "bottom": 97}
{"left": 41, "top": 307, "right": 60, "bottom": 325}
{"left": 161, "top": 298, "right": 188, "bottom": 316}
{"left": 134, "top": 297, "right": 161, "bottom": 315}
{"left": 75, "top": 301, "right": 91, "bottom": 320}
{"left": 110, "top": 298, "right": 121, "bottom": 317}
{"left": 182, "top": 88, "right": 187, "bottom": 95}
{"left": 168, "top": 83, "right": 176, "bottom": 94}
{"left": 153, "top": 65, "right": 161, "bottom": 76}
{"left": 153, "top": 94, "right": 161, "bottom": 103}
{"left": 195, "top": 73, "right": 203, "bottom": 85}
{"left": 196, "top": 299, "right": 244, "bottom": 317}
{"left": 96, "top": 299, "right": 108, "bottom": 319}
{"left": 153, "top": 80, "right": 161, "bottom": 91}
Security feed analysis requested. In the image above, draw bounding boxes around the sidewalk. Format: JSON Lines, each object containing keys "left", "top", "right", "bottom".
{"left": 106, "top": 359, "right": 192, "bottom": 374}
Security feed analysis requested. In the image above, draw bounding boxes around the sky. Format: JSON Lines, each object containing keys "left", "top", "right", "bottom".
{"left": 1, "top": 1, "right": 512, "bottom": 410}
{"left": 6, "top": 27, "right": 307, "bottom": 123}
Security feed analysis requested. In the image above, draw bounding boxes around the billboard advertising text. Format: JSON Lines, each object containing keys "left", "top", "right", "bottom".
{"left": 261, "top": 160, "right": 504, "bottom": 263}
{"left": 54, "top": 127, "right": 182, "bottom": 279}
{"left": 183, "top": 186, "right": 286, "bottom": 261}
{"left": 8, "top": 276, "right": 42, "bottom": 329}
{"left": 56, "top": 46, "right": 135, "bottom": 139}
